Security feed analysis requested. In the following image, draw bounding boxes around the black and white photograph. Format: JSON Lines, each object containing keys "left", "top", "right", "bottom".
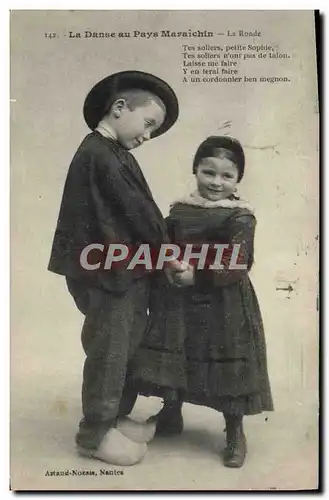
{"left": 10, "top": 9, "right": 319, "bottom": 491}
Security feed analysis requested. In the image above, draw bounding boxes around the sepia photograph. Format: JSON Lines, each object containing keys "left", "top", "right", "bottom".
{"left": 10, "top": 9, "right": 319, "bottom": 491}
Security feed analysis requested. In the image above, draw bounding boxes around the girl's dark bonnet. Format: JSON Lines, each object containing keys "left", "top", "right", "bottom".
{"left": 192, "top": 135, "right": 245, "bottom": 182}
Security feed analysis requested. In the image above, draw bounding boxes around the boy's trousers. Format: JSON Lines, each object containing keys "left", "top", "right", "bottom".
{"left": 66, "top": 275, "right": 150, "bottom": 450}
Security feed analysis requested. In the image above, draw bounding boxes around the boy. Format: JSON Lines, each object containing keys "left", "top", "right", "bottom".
{"left": 48, "top": 70, "right": 179, "bottom": 465}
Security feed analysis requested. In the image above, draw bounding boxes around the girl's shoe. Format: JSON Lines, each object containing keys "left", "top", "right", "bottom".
{"left": 223, "top": 416, "right": 247, "bottom": 468}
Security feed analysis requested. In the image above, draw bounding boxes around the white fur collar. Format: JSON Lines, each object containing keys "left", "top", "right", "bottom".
{"left": 171, "top": 190, "right": 254, "bottom": 213}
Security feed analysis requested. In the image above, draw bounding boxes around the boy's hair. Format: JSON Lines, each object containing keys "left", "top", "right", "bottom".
{"left": 103, "top": 89, "right": 166, "bottom": 118}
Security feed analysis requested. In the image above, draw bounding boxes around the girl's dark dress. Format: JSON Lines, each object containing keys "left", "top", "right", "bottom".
{"left": 134, "top": 197, "right": 273, "bottom": 415}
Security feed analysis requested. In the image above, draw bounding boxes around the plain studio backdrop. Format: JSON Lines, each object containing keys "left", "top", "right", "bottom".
{"left": 10, "top": 10, "right": 318, "bottom": 490}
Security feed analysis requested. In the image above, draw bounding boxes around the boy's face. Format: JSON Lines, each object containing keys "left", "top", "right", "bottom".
{"left": 196, "top": 156, "right": 239, "bottom": 201}
{"left": 110, "top": 98, "right": 165, "bottom": 150}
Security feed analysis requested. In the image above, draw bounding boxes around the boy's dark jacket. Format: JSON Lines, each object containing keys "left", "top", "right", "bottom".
{"left": 48, "top": 131, "right": 168, "bottom": 293}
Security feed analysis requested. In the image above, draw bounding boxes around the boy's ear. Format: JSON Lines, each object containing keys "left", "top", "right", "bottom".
{"left": 111, "top": 98, "right": 126, "bottom": 118}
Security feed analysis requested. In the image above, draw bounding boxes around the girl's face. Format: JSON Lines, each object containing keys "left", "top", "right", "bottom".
{"left": 196, "top": 156, "right": 239, "bottom": 201}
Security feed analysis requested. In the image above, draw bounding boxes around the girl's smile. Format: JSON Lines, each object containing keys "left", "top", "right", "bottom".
{"left": 196, "top": 156, "right": 239, "bottom": 201}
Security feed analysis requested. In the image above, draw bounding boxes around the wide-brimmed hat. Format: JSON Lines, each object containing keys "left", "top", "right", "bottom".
{"left": 83, "top": 70, "right": 179, "bottom": 138}
{"left": 192, "top": 135, "right": 245, "bottom": 181}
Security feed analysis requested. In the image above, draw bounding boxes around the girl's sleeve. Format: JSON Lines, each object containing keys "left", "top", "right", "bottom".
{"left": 194, "top": 212, "right": 256, "bottom": 290}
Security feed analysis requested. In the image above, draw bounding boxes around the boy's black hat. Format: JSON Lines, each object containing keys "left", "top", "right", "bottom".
{"left": 193, "top": 135, "right": 245, "bottom": 181}
{"left": 83, "top": 70, "right": 179, "bottom": 138}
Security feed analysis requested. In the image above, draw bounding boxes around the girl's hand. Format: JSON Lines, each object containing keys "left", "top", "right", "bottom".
{"left": 173, "top": 263, "right": 195, "bottom": 287}
{"left": 165, "top": 261, "right": 190, "bottom": 285}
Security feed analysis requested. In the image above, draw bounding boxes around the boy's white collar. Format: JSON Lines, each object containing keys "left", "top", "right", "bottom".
{"left": 96, "top": 120, "right": 117, "bottom": 141}
{"left": 171, "top": 190, "right": 254, "bottom": 213}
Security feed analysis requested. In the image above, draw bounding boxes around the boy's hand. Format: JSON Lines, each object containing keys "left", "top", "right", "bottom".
{"left": 166, "top": 259, "right": 189, "bottom": 271}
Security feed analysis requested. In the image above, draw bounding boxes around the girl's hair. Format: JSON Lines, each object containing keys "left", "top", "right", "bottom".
{"left": 193, "top": 136, "right": 245, "bottom": 182}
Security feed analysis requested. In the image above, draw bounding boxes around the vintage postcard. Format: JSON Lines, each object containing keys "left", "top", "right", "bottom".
{"left": 10, "top": 10, "right": 319, "bottom": 491}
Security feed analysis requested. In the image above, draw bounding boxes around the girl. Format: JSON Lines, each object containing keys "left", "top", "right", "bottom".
{"left": 134, "top": 135, "right": 274, "bottom": 468}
